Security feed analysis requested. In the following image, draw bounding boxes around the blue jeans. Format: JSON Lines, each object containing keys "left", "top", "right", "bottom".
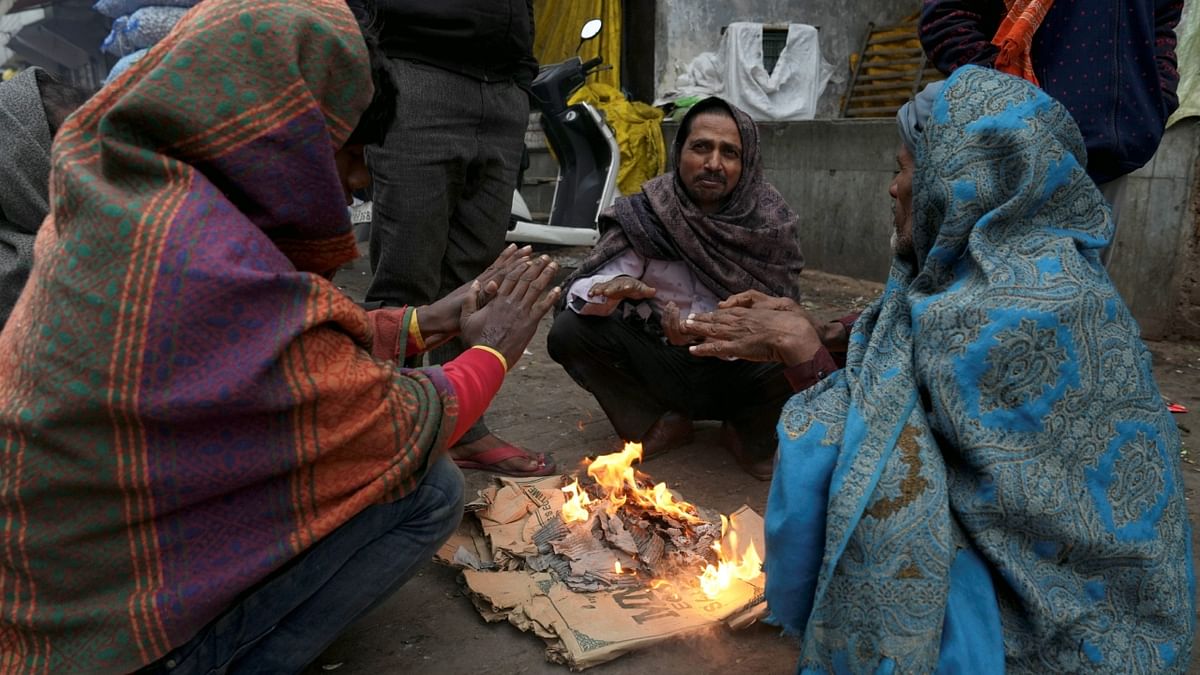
{"left": 143, "top": 456, "right": 465, "bottom": 674}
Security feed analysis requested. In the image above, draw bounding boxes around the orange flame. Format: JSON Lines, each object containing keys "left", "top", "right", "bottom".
{"left": 697, "top": 530, "right": 763, "bottom": 600}
{"left": 585, "top": 442, "right": 702, "bottom": 524}
{"left": 558, "top": 442, "right": 755, "bottom": 595}
{"left": 561, "top": 479, "right": 592, "bottom": 524}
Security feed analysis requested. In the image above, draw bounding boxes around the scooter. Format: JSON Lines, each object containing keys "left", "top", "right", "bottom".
{"left": 506, "top": 19, "right": 620, "bottom": 247}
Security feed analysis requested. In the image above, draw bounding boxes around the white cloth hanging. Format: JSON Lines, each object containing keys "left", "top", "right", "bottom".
{"left": 676, "top": 22, "right": 834, "bottom": 121}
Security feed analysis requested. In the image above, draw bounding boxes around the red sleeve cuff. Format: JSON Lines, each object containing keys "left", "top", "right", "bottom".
{"left": 441, "top": 347, "right": 507, "bottom": 446}
{"left": 783, "top": 347, "right": 840, "bottom": 392}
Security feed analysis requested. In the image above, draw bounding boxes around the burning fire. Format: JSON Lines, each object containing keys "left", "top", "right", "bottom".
{"left": 586, "top": 442, "right": 702, "bottom": 524}
{"left": 559, "top": 443, "right": 763, "bottom": 601}
{"left": 697, "top": 521, "right": 763, "bottom": 599}
{"left": 561, "top": 479, "right": 592, "bottom": 524}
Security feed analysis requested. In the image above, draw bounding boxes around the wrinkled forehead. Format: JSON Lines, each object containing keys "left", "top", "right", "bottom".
{"left": 685, "top": 111, "right": 742, "bottom": 149}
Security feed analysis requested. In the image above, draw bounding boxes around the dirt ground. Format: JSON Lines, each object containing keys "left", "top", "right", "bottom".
{"left": 310, "top": 249, "right": 1200, "bottom": 675}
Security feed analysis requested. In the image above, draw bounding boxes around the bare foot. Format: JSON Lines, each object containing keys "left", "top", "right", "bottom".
{"left": 451, "top": 433, "right": 548, "bottom": 474}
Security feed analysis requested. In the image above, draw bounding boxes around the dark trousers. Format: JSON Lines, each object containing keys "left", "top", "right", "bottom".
{"left": 547, "top": 310, "right": 794, "bottom": 454}
{"left": 141, "top": 457, "right": 465, "bottom": 675}
{"left": 366, "top": 59, "right": 529, "bottom": 443}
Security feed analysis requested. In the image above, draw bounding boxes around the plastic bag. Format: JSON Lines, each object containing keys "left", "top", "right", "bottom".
{"left": 101, "top": 6, "right": 190, "bottom": 57}
{"left": 1168, "top": 1, "right": 1198, "bottom": 126}
{"left": 104, "top": 48, "right": 148, "bottom": 84}
{"left": 93, "top": 0, "right": 195, "bottom": 20}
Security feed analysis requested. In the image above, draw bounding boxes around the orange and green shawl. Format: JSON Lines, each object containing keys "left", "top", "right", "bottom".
{"left": 0, "top": 0, "right": 457, "bottom": 672}
{"left": 991, "top": 0, "right": 1055, "bottom": 84}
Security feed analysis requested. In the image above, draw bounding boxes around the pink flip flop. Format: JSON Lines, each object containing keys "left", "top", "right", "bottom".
{"left": 453, "top": 445, "right": 557, "bottom": 477}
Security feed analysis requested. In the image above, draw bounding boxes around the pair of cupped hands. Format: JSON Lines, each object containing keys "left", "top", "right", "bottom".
{"left": 587, "top": 276, "right": 842, "bottom": 367}
{"left": 414, "top": 244, "right": 561, "bottom": 370}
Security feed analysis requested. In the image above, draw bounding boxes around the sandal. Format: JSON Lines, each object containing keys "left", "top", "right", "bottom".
{"left": 453, "top": 444, "right": 557, "bottom": 477}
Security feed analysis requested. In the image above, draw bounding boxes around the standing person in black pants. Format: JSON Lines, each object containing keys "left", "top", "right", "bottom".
{"left": 368, "top": 0, "right": 554, "bottom": 476}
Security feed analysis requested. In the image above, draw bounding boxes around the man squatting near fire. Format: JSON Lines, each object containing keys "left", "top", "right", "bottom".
{"left": 678, "top": 68, "right": 1195, "bottom": 672}
{"left": 547, "top": 97, "right": 817, "bottom": 481}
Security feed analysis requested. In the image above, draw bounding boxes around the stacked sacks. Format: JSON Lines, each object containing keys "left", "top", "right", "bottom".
{"left": 97, "top": 0, "right": 198, "bottom": 83}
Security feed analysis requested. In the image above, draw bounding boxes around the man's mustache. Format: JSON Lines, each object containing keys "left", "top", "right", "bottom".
{"left": 694, "top": 172, "right": 726, "bottom": 185}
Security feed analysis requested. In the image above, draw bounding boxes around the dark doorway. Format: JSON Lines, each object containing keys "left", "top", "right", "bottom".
{"left": 621, "top": 0, "right": 655, "bottom": 102}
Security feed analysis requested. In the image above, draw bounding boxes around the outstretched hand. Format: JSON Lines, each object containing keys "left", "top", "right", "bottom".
{"left": 683, "top": 304, "right": 823, "bottom": 366}
{"left": 661, "top": 301, "right": 692, "bottom": 346}
{"left": 474, "top": 243, "right": 533, "bottom": 299}
{"left": 718, "top": 289, "right": 801, "bottom": 312}
{"left": 588, "top": 276, "right": 657, "bottom": 302}
{"left": 417, "top": 244, "right": 533, "bottom": 349}
{"left": 460, "top": 254, "right": 562, "bottom": 368}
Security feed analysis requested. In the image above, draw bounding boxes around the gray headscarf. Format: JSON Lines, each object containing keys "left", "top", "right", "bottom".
{"left": 897, "top": 81, "right": 946, "bottom": 152}
{"left": 0, "top": 68, "right": 52, "bottom": 329}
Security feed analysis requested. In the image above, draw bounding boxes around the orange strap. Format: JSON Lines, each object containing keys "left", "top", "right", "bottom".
{"left": 991, "top": 0, "right": 1055, "bottom": 85}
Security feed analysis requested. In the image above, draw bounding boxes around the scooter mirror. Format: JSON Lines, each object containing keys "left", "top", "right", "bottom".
{"left": 580, "top": 19, "right": 602, "bottom": 41}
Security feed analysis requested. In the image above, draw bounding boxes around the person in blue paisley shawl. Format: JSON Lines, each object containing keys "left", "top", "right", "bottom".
{"left": 679, "top": 65, "right": 1195, "bottom": 673}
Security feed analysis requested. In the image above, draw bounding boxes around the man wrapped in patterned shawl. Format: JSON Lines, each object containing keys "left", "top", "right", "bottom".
{"left": 0, "top": 0, "right": 561, "bottom": 671}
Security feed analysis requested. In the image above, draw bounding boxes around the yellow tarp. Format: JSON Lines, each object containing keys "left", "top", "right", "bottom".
{"left": 533, "top": 1, "right": 664, "bottom": 194}
{"left": 568, "top": 82, "right": 666, "bottom": 196}
{"left": 533, "top": 0, "right": 621, "bottom": 89}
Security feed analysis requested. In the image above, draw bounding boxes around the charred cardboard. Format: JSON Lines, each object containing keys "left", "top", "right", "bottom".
{"left": 437, "top": 476, "right": 767, "bottom": 670}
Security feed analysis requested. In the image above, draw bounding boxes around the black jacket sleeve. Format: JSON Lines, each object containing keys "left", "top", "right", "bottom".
{"left": 918, "top": 0, "right": 1004, "bottom": 75}
{"left": 516, "top": 0, "right": 538, "bottom": 91}
{"left": 1154, "top": 0, "right": 1184, "bottom": 115}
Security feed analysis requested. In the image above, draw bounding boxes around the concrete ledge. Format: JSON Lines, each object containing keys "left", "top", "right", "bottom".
{"left": 665, "top": 119, "right": 898, "bottom": 283}
{"left": 756, "top": 120, "right": 899, "bottom": 282}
